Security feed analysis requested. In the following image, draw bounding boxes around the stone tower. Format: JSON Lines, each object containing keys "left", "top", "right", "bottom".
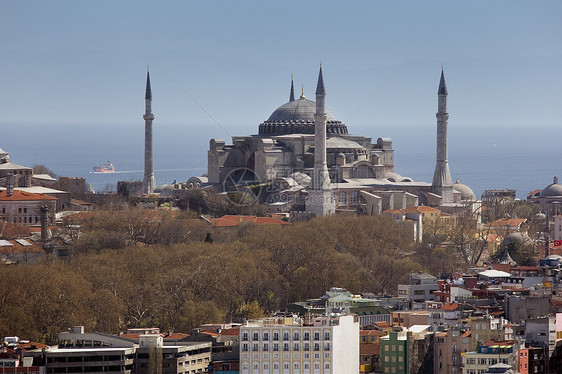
{"left": 306, "top": 65, "right": 335, "bottom": 216}
{"left": 143, "top": 68, "right": 156, "bottom": 195}
{"left": 432, "top": 68, "right": 453, "bottom": 203}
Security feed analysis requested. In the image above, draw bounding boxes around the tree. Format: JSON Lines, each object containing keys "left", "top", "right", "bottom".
{"left": 32, "top": 165, "right": 57, "bottom": 178}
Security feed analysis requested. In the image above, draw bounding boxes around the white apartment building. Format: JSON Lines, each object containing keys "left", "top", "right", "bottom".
{"left": 239, "top": 314, "right": 359, "bottom": 374}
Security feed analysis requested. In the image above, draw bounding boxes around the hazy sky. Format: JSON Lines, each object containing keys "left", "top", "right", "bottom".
{"left": 1, "top": 1, "right": 561, "bottom": 139}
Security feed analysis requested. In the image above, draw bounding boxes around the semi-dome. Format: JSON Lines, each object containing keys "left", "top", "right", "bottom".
{"left": 540, "top": 176, "right": 562, "bottom": 197}
{"left": 258, "top": 96, "right": 348, "bottom": 136}
{"left": 454, "top": 180, "right": 476, "bottom": 201}
{"left": 326, "top": 137, "right": 364, "bottom": 150}
{"left": 288, "top": 172, "right": 311, "bottom": 187}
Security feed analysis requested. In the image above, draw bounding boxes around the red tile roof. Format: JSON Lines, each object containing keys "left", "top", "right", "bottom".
{"left": 488, "top": 218, "right": 526, "bottom": 228}
{"left": 483, "top": 339, "right": 517, "bottom": 346}
{"left": 440, "top": 302, "right": 459, "bottom": 311}
{"left": 0, "top": 239, "right": 43, "bottom": 254}
{"left": 220, "top": 328, "right": 240, "bottom": 336}
{"left": 360, "top": 330, "right": 386, "bottom": 336}
{"left": 0, "top": 190, "right": 57, "bottom": 201}
{"left": 374, "top": 321, "right": 391, "bottom": 328}
{"left": 360, "top": 342, "right": 380, "bottom": 355}
{"left": 402, "top": 206, "right": 441, "bottom": 214}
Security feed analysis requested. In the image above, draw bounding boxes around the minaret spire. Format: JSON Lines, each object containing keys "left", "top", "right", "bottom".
{"left": 289, "top": 74, "right": 295, "bottom": 102}
{"left": 432, "top": 67, "right": 453, "bottom": 203}
{"left": 143, "top": 68, "right": 156, "bottom": 195}
{"left": 145, "top": 65, "right": 152, "bottom": 100}
{"left": 306, "top": 64, "right": 335, "bottom": 216}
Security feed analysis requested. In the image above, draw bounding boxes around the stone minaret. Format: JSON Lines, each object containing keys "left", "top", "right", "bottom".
{"left": 306, "top": 65, "right": 335, "bottom": 216}
{"left": 432, "top": 68, "right": 453, "bottom": 203}
{"left": 143, "top": 68, "right": 156, "bottom": 195}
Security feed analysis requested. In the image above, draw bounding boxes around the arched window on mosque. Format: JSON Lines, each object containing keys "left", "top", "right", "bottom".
{"left": 352, "top": 164, "right": 375, "bottom": 178}
{"left": 350, "top": 191, "right": 359, "bottom": 205}
{"left": 338, "top": 192, "right": 347, "bottom": 206}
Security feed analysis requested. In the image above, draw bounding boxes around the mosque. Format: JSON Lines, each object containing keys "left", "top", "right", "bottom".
{"left": 190, "top": 66, "right": 479, "bottom": 217}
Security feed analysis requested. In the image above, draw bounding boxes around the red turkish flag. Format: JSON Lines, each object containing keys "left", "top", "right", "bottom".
{"left": 554, "top": 240, "right": 562, "bottom": 246}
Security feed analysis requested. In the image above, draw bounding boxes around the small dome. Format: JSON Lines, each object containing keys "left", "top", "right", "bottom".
{"left": 288, "top": 172, "right": 311, "bottom": 187}
{"left": 386, "top": 172, "right": 404, "bottom": 183}
{"left": 154, "top": 184, "right": 175, "bottom": 197}
{"left": 453, "top": 180, "right": 476, "bottom": 201}
{"left": 336, "top": 152, "right": 345, "bottom": 159}
{"left": 502, "top": 232, "right": 525, "bottom": 246}
{"left": 540, "top": 176, "right": 562, "bottom": 197}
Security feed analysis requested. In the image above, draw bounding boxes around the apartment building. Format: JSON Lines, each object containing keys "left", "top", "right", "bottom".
{"left": 239, "top": 314, "right": 359, "bottom": 374}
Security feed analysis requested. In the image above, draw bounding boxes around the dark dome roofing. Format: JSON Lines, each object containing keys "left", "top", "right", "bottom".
{"left": 267, "top": 98, "right": 338, "bottom": 123}
{"left": 258, "top": 97, "right": 348, "bottom": 136}
{"left": 502, "top": 232, "right": 525, "bottom": 246}
{"left": 541, "top": 176, "right": 562, "bottom": 197}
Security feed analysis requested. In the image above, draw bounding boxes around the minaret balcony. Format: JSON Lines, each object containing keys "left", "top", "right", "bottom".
{"left": 143, "top": 114, "right": 155, "bottom": 120}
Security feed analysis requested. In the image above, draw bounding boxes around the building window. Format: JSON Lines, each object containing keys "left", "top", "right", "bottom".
{"left": 293, "top": 332, "right": 299, "bottom": 340}
{"left": 350, "top": 191, "right": 358, "bottom": 205}
{"left": 263, "top": 332, "right": 269, "bottom": 341}
{"left": 283, "top": 343, "right": 289, "bottom": 351}
{"left": 338, "top": 192, "right": 347, "bottom": 205}
{"left": 273, "top": 332, "right": 279, "bottom": 341}
{"left": 293, "top": 343, "right": 299, "bottom": 351}
{"left": 304, "top": 332, "right": 310, "bottom": 340}
{"left": 242, "top": 332, "right": 248, "bottom": 341}
{"left": 314, "top": 332, "right": 320, "bottom": 341}
{"left": 314, "top": 343, "right": 320, "bottom": 351}
{"left": 273, "top": 343, "right": 279, "bottom": 351}
{"left": 283, "top": 332, "right": 289, "bottom": 341}
{"left": 304, "top": 343, "right": 310, "bottom": 351}
{"left": 253, "top": 332, "right": 259, "bottom": 341}
{"left": 242, "top": 344, "right": 248, "bottom": 352}
{"left": 263, "top": 343, "right": 269, "bottom": 351}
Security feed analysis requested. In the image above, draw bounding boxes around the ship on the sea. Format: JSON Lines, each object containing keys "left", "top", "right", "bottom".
{"left": 93, "top": 161, "right": 115, "bottom": 173}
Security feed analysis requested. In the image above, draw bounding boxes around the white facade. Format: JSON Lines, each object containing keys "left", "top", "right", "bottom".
{"left": 239, "top": 315, "right": 359, "bottom": 374}
{"left": 553, "top": 215, "right": 562, "bottom": 241}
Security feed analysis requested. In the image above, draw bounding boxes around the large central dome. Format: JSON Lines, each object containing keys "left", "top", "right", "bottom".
{"left": 267, "top": 98, "right": 339, "bottom": 123}
{"left": 258, "top": 96, "right": 348, "bottom": 136}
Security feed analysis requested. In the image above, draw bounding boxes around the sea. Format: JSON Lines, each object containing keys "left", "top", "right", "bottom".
{"left": 3, "top": 123, "right": 561, "bottom": 199}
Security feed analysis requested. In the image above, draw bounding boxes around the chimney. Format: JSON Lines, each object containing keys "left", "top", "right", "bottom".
{"left": 40, "top": 205, "right": 49, "bottom": 241}
{"left": 6, "top": 173, "right": 13, "bottom": 197}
